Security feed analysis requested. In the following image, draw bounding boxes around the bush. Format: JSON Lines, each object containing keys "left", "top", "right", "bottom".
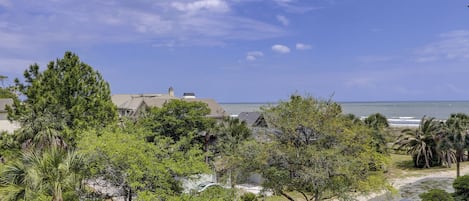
{"left": 454, "top": 175, "right": 469, "bottom": 201}
{"left": 241, "top": 192, "right": 258, "bottom": 201}
{"left": 419, "top": 189, "right": 454, "bottom": 201}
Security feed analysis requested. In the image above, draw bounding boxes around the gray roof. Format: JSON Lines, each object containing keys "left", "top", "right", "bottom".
{"left": 111, "top": 94, "right": 226, "bottom": 118}
{"left": 0, "top": 98, "right": 13, "bottom": 112}
{"left": 143, "top": 97, "right": 179, "bottom": 108}
{"left": 238, "top": 112, "right": 262, "bottom": 126}
{"left": 111, "top": 94, "right": 175, "bottom": 110}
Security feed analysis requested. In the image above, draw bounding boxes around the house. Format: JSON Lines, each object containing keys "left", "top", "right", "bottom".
{"left": 237, "top": 112, "right": 268, "bottom": 128}
{"left": 0, "top": 98, "right": 19, "bottom": 133}
{"left": 111, "top": 87, "right": 227, "bottom": 119}
{"left": 0, "top": 98, "right": 12, "bottom": 120}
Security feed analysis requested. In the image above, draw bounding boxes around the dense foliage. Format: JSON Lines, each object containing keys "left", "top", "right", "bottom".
{"left": 453, "top": 175, "right": 469, "bottom": 200}
{"left": 0, "top": 147, "right": 84, "bottom": 201}
{"left": 7, "top": 52, "right": 117, "bottom": 144}
{"left": 419, "top": 189, "right": 454, "bottom": 201}
{"left": 0, "top": 53, "right": 397, "bottom": 201}
{"left": 260, "top": 95, "right": 389, "bottom": 201}
{"left": 395, "top": 113, "right": 469, "bottom": 178}
{"left": 137, "top": 99, "right": 215, "bottom": 146}
{"left": 78, "top": 127, "right": 209, "bottom": 200}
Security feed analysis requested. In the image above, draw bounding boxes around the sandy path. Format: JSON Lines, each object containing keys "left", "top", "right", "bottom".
{"left": 355, "top": 165, "right": 469, "bottom": 201}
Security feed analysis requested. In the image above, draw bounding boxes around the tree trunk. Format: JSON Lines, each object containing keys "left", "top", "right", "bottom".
{"left": 205, "top": 133, "right": 209, "bottom": 164}
{"left": 128, "top": 187, "right": 132, "bottom": 201}
{"left": 299, "top": 191, "right": 310, "bottom": 201}
{"left": 314, "top": 190, "right": 321, "bottom": 201}
{"left": 279, "top": 190, "right": 296, "bottom": 201}
{"left": 457, "top": 150, "right": 462, "bottom": 177}
{"left": 53, "top": 183, "right": 63, "bottom": 201}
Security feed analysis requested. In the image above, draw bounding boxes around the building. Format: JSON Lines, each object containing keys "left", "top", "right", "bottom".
{"left": 111, "top": 87, "right": 227, "bottom": 119}
{"left": 237, "top": 112, "right": 268, "bottom": 128}
{"left": 0, "top": 98, "right": 19, "bottom": 133}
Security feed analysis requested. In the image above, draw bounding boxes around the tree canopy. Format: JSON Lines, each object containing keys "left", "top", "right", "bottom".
{"left": 137, "top": 99, "right": 216, "bottom": 146}
{"left": 8, "top": 52, "right": 117, "bottom": 135}
{"left": 260, "top": 95, "right": 389, "bottom": 201}
{"left": 78, "top": 127, "right": 209, "bottom": 200}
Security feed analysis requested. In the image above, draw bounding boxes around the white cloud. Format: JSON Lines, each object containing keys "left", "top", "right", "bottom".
{"left": 274, "top": 0, "right": 322, "bottom": 13}
{"left": 415, "top": 30, "right": 469, "bottom": 62}
{"left": 276, "top": 15, "right": 289, "bottom": 26}
{"left": 0, "top": 0, "right": 11, "bottom": 8}
{"left": 172, "top": 0, "right": 229, "bottom": 13}
{"left": 272, "top": 44, "right": 290, "bottom": 54}
{"left": 296, "top": 43, "right": 312, "bottom": 50}
{"left": 246, "top": 51, "right": 264, "bottom": 61}
{"left": 0, "top": 0, "right": 285, "bottom": 51}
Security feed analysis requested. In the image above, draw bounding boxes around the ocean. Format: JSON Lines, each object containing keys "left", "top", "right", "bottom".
{"left": 220, "top": 101, "right": 469, "bottom": 127}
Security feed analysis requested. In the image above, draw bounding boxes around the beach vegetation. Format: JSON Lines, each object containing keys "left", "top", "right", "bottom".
{"left": 364, "top": 113, "right": 390, "bottom": 154}
{"left": 453, "top": 175, "right": 469, "bottom": 200}
{"left": 259, "top": 95, "right": 389, "bottom": 201}
{"left": 395, "top": 117, "right": 442, "bottom": 168}
{"left": 419, "top": 189, "right": 454, "bottom": 201}
{"left": 444, "top": 113, "right": 469, "bottom": 177}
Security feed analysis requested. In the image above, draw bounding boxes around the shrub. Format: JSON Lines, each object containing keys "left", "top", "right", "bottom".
{"left": 453, "top": 175, "right": 469, "bottom": 201}
{"left": 419, "top": 189, "right": 454, "bottom": 201}
{"left": 241, "top": 192, "right": 258, "bottom": 201}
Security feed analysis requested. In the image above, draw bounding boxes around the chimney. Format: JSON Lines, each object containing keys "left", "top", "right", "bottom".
{"left": 169, "top": 87, "right": 174, "bottom": 97}
{"left": 182, "top": 92, "right": 196, "bottom": 99}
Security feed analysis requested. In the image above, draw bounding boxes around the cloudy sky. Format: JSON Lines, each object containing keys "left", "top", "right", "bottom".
{"left": 1, "top": 0, "right": 469, "bottom": 102}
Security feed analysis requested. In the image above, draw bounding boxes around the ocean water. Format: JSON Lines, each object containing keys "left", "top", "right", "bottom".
{"left": 220, "top": 101, "right": 469, "bottom": 127}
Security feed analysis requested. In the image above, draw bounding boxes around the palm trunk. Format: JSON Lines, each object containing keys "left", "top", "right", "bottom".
{"left": 457, "top": 150, "right": 463, "bottom": 177}
{"left": 52, "top": 183, "right": 63, "bottom": 201}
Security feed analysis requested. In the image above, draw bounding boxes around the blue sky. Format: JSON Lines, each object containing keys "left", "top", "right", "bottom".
{"left": 1, "top": 0, "right": 469, "bottom": 102}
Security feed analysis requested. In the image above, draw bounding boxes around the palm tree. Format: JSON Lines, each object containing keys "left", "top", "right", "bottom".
{"left": 395, "top": 117, "right": 441, "bottom": 168}
{"left": 16, "top": 109, "right": 68, "bottom": 150}
{"left": 214, "top": 117, "right": 252, "bottom": 188}
{"left": 444, "top": 113, "right": 469, "bottom": 177}
{"left": 0, "top": 148, "right": 84, "bottom": 201}
{"left": 364, "top": 113, "right": 390, "bottom": 154}
{"left": 364, "top": 113, "right": 389, "bottom": 130}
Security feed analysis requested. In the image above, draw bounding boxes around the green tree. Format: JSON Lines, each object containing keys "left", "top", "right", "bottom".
{"left": 7, "top": 52, "right": 117, "bottom": 143}
{"left": 395, "top": 117, "right": 441, "bottom": 168}
{"left": 137, "top": 99, "right": 216, "bottom": 148}
{"left": 78, "top": 127, "right": 209, "bottom": 200}
{"left": 445, "top": 113, "right": 469, "bottom": 177}
{"left": 364, "top": 113, "right": 390, "bottom": 154}
{"left": 364, "top": 113, "right": 389, "bottom": 130}
{"left": 214, "top": 118, "right": 252, "bottom": 188}
{"left": 260, "top": 95, "right": 388, "bottom": 201}
{"left": 0, "top": 147, "right": 84, "bottom": 201}
{"left": 15, "top": 110, "right": 68, "bottom": 150}
{"left": 419, "top": 189, "right": 454, "bottom": 201}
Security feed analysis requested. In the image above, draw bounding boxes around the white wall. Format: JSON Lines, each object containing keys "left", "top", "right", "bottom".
{"left": 0, "top": 120, "right": 19, "bottom": 133}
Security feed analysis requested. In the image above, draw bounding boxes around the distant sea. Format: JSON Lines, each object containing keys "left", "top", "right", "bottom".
{"left": 220, "top": 101, "right": 469, "bottom": 127}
